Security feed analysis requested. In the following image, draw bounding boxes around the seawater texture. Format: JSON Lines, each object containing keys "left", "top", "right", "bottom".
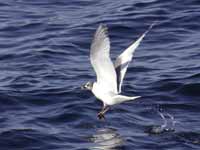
{"left": 0, "top": 0, "right": 200, "bottom": 149}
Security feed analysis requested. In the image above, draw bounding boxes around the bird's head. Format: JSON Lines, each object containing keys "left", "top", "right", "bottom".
{"left": 81, "top": 81, "right": 94, "bottom": 90}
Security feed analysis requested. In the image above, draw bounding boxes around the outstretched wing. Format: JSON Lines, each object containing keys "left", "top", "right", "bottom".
{"left": 115, "top": 23, "right": 155, "bottom": 93}
{"left": 90, "top": 24, "right": 117, "bottom": 93}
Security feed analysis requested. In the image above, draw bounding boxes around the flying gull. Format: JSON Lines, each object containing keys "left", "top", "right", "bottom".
{"left": 82, "top": 23, "right": 154, "bottom": 119}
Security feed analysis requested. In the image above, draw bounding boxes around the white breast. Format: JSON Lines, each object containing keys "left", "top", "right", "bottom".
{"left": 92, "top": 82, "right": 113, "bottom": 104}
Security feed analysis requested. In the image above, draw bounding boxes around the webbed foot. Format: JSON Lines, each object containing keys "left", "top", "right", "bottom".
{"left": 97, "top": 112, "right": 105, "bottom": 120}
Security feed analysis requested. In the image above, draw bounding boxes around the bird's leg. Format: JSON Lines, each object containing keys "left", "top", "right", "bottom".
{"left": 97, "top": 103, "right": 110, "bottom": 120}
{"left": 101, "top": 105, "right": 110, "bottom": 114}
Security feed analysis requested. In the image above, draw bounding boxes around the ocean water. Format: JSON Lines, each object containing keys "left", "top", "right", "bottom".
{"left": 0, "top": 0, "right": 200, "bottom": 149}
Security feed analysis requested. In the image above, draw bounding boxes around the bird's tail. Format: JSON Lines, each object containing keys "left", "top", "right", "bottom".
{"left": 112, "top": 95, "right": 141, "bottom": 105}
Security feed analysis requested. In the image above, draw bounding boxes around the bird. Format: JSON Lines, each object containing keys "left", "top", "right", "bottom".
{"left": 82, "top": 23, "right": 155, "bottom": 119}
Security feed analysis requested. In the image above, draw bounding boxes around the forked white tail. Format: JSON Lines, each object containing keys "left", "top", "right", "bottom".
{"left": 110, "top": 95, "right": 141, "bottom": 105}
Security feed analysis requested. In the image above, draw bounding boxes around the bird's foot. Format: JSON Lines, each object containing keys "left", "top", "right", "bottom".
{"left": 97, "top": 112, "right": 105, "bottom": 120}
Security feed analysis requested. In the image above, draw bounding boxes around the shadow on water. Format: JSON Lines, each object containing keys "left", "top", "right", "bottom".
{"left": 88, "top": 128, "right": 124, "bottom": 150}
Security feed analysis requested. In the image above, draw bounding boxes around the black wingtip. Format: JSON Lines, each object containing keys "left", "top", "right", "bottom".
{"left": 149, "top": 20, "right": 158, "bottom": 30}
{"left": 98, "top": 24, "right": 108, "bottom": 34}
{"left": 143, "top": 20, "right": 158, "bottom": 36}
{"left": 99, "top": 23, "right": 107, "bottom": 29}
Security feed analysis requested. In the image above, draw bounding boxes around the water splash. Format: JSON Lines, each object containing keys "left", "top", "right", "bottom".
{"left": 147, "top": 111, "right": 176, "bottom": 134}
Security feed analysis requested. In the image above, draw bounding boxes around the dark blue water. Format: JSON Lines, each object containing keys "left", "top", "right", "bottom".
{"left": 0, "top": 0, "right": 200, "bottom": 149}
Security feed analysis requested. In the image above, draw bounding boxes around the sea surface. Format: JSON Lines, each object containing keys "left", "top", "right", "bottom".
{"left": 0, "top": 0, "right": 200, "bottom": 150}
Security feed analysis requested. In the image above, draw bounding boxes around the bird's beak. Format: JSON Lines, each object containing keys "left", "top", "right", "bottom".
{"left": 81, "top": 85, "right": 86, "bottom": 90}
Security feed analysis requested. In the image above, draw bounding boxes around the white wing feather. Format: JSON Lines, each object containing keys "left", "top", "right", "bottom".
{"left": 115, "top": 23, "right": 155, "bottom": 93}
{"left": 90, "top": 24, "right": 117, "bottom": 93}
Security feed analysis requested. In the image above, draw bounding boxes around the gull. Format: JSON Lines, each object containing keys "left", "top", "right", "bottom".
{"left": 82, "top": 23, "right": 154, "bottom": 119}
